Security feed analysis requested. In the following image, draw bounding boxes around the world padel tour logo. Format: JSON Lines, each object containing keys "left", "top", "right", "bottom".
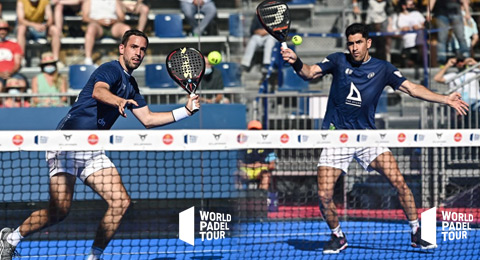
{"left": 421, "top": 207, "right": 474, "bottom": 246}
{"left": 179, "top": 207, "right": 231, "bottom": 246}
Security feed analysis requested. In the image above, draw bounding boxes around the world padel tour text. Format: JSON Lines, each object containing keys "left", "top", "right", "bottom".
{"left": 441, "top": 211, "right": 473, "bottom": 241}
{"left": 199, "top": 211, "right": 231, "bottom": 241}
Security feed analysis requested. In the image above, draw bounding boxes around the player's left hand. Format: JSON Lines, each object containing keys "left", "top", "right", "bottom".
{"left": 186, "top": 94, "right": 200, "bottom": 115}
{"left": 447, "top": 92, "right": 469, "bottom": 116}
{"left": 119, "top": 99, "right": 138, "bottom": 117}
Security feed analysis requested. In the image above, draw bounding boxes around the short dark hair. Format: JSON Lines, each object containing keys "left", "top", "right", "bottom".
{"left": 345, "top": 23, "right": 369, "bottom": 40}
{"left": 121, "top": 29, "right": 149, "bottom": 48}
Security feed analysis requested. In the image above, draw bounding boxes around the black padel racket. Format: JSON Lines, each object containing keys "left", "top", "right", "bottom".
{"left": 256, "top": 0, "right": 291, "bottom": 49}
{"left": 166, "top": 47, "right": 205, "bottom": 111}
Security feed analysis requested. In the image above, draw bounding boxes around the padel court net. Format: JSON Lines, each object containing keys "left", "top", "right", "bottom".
{"left": 0, "top": 129, "right": 479, "bottom": 259}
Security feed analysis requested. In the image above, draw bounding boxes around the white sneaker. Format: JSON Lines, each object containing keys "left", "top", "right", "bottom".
{"left": 84, "top": 57, "right": 93, "bottom": 65}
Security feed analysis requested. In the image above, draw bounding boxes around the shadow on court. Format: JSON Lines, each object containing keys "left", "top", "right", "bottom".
{"left": 286, "top": 239, "right": 324, "bottom": 251}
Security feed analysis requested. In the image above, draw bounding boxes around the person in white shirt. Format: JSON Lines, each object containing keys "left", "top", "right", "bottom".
{"left": 434, "top": 57, "right": 480, "bottom": 109}
{"left": 396, "top": 0, "right": 425, "bottom": 78}
{"left": 82, "top": 0, "right": 131, "bottom": 65}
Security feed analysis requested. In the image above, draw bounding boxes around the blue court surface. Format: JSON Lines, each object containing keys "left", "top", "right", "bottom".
{"left": 15, "top": 221, "right": 480, "bottom": 259}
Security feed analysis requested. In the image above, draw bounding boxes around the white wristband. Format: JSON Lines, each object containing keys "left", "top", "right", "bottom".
{"left": 172, "top": 107, "right": 189, "bottom": 122}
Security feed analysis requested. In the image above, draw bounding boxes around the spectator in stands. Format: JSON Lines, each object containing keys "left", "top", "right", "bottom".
{"left": 236, "top": 120, "right": 277, "bottom": 191}
{"left": 450, "top": 5, "right": 478, "bottom": 59}
{"left": 0, "top": 77, "right": 30, "bottom": 108}
{"left": 0, "top": 19, "right": 24, "bottom": 92}
{"left": 121, "top": 0, "right": 150, "bottom": 32}
{"left": 241, "top": 16, "right": 276, "bottom": 73}
{"left": 179, "top": 0, "right": 218, "bottom": 36}
{"left": 31, "top": 52, "right": 68, "bottom": 107}
{"left": 433, "top": 56, "right": 479, "bottom": 108}
{"left": 200, "top": 54, "right": 229, "bottom": 104}
{"left": 396, "top": 0, "right": 425, "bottom": 78}
{"left": 353, "top": 0, "right": 395, "bottom": 61}
{"left": 82, "top": 0, "right": 131, "bottom": 65}
{"left": 52, "top": 0, "right": 83, "bottom": 37}
{"left": 427, "top": 0, "right": 471, "bottom": 65}
{"left": 16, "top": 0, "right": 62, "bottom": 62}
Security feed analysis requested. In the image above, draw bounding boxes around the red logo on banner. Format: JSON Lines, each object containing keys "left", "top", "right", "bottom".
{"left": 88, "top": 134, "right": 99, "bottom": 145}
{"left": 237, "top": 133, "right": 248, "bottom": 144}
{"left": 454, "top": 133, "right": 462, "bottom": 142}
{"left": 163, "top": 134, "right": 174, "bottom": 145}
{"left": 340, "top": 133, "right": 348, "bottom": 143}
{"left": 398, "top": 133, "right": 406, "bottom": 143}
{"left": 279, "top": 134, "right": 289, "bottom": 143}
{"left": 12, "top": 135, "right": 23, "bottom": 146}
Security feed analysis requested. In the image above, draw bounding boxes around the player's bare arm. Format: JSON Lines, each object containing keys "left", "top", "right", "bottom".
{"left": 398, "top": 80, "right": 469, "bottom": 115}
{"left": 92, "top": 82, "right": 138, "bottom": 117}
{"left": 132, "top": 95, "right": 199, "bottom": 128}
{"left": 280, "top": 48, "right": 323, "bottom": 80}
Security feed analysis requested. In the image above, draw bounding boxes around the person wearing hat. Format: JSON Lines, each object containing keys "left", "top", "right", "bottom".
{"left": 0, "top": 77, "right": 30, "bottom": 108}
{"left": 31, "top": 52, "right": 68, "bottom": 107}
{"left": 0, "top": 18, "right": 24, "bottom": 92}
{"left": 236, "top": 120, "right": 277, "bottom": 191}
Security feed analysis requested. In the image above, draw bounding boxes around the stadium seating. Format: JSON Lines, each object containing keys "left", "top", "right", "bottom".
{"left": 145, "top": 64, "right": 177, "bottom": 89}
{"left": 154, "top": 14, "right": 184, "bottom": 37}
{"left": 215, "top": 62, "right": 242, "bottom": 88}
{"left": 68, "top": 65, "right": 96, "bottom": 90}
{"left": 277, "top": 66, "right": 309, "bottom": 91}
{"left": 229, "top": 13, "right": 244, "bottom": 37}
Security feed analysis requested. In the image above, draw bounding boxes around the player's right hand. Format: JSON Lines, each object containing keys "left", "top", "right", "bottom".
{"left": 186, "top": 94, "right": 200, "bottom": 115}
{"left": 280, "top": 48, "right": 298, "bottom": 65}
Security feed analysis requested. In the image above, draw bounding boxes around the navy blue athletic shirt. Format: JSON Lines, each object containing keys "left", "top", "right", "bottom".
{"left": 57, "top": 60, "right": 147, "bottom": 130}
{"left": 317, "top": 52, "right": 407, "bottom": 130}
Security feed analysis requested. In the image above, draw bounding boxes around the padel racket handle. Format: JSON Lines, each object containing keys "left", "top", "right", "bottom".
{"left": 190, "top": 93, "right": 199, "bottom": 111}
{"left": 281, "top": 42, "right": 288, "bottom": 49}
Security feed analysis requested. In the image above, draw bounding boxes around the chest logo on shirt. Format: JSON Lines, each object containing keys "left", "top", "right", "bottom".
{"left": 345, "top": 68, "right": 353, "bottom": 75}
{"left": 346, "top": 82, "right": 362, "bottom": 107}
{"left": 122, "top": 83, "right": 127, "bottom": 90}
{"left": 367, "top": 72, "right": 375, "bottom": 79}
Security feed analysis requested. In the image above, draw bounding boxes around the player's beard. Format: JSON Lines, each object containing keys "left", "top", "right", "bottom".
{"left": 124, "top": 55, "right": 142, "bottom": 71}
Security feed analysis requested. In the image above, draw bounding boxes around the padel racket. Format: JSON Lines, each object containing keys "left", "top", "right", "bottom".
{"left": 166, "top": 47, "right": 205, "bottom": 111}
{"left": 256, "top": 0, "right": 291, "bottom": 49}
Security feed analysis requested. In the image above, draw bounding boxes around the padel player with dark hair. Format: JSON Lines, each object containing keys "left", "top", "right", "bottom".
{"left": 281, "top": 23, "right": 468, "bottom": 254}
{"left": 0, "top": 29, "right": 199, "bottom": 260}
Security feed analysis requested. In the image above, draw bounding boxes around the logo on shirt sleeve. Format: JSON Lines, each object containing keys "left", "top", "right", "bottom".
{"left": 321, "top": 58, "right": 330, "bottom": 63}
{"left": 394, "top": 71, "right": 403, "bottom": 78}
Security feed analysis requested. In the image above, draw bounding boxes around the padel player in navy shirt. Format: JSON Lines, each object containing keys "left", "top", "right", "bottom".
{"left": 0, "top": 30, "right": 199, "bottom": 260}
{"left": 281, "top": 23, "right": 468, "bottom": 254}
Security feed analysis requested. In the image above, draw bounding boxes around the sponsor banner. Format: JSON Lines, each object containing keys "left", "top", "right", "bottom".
{"left": 0, "top": 130, "right": 480, "bottom": 151}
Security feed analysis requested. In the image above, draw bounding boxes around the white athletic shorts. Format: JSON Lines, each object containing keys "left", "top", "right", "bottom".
{"left": 317, "top": 147, "right": 391, "bottom": 173}
{"left": 46, "top": 151, "right": 115, "bottom": 182}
